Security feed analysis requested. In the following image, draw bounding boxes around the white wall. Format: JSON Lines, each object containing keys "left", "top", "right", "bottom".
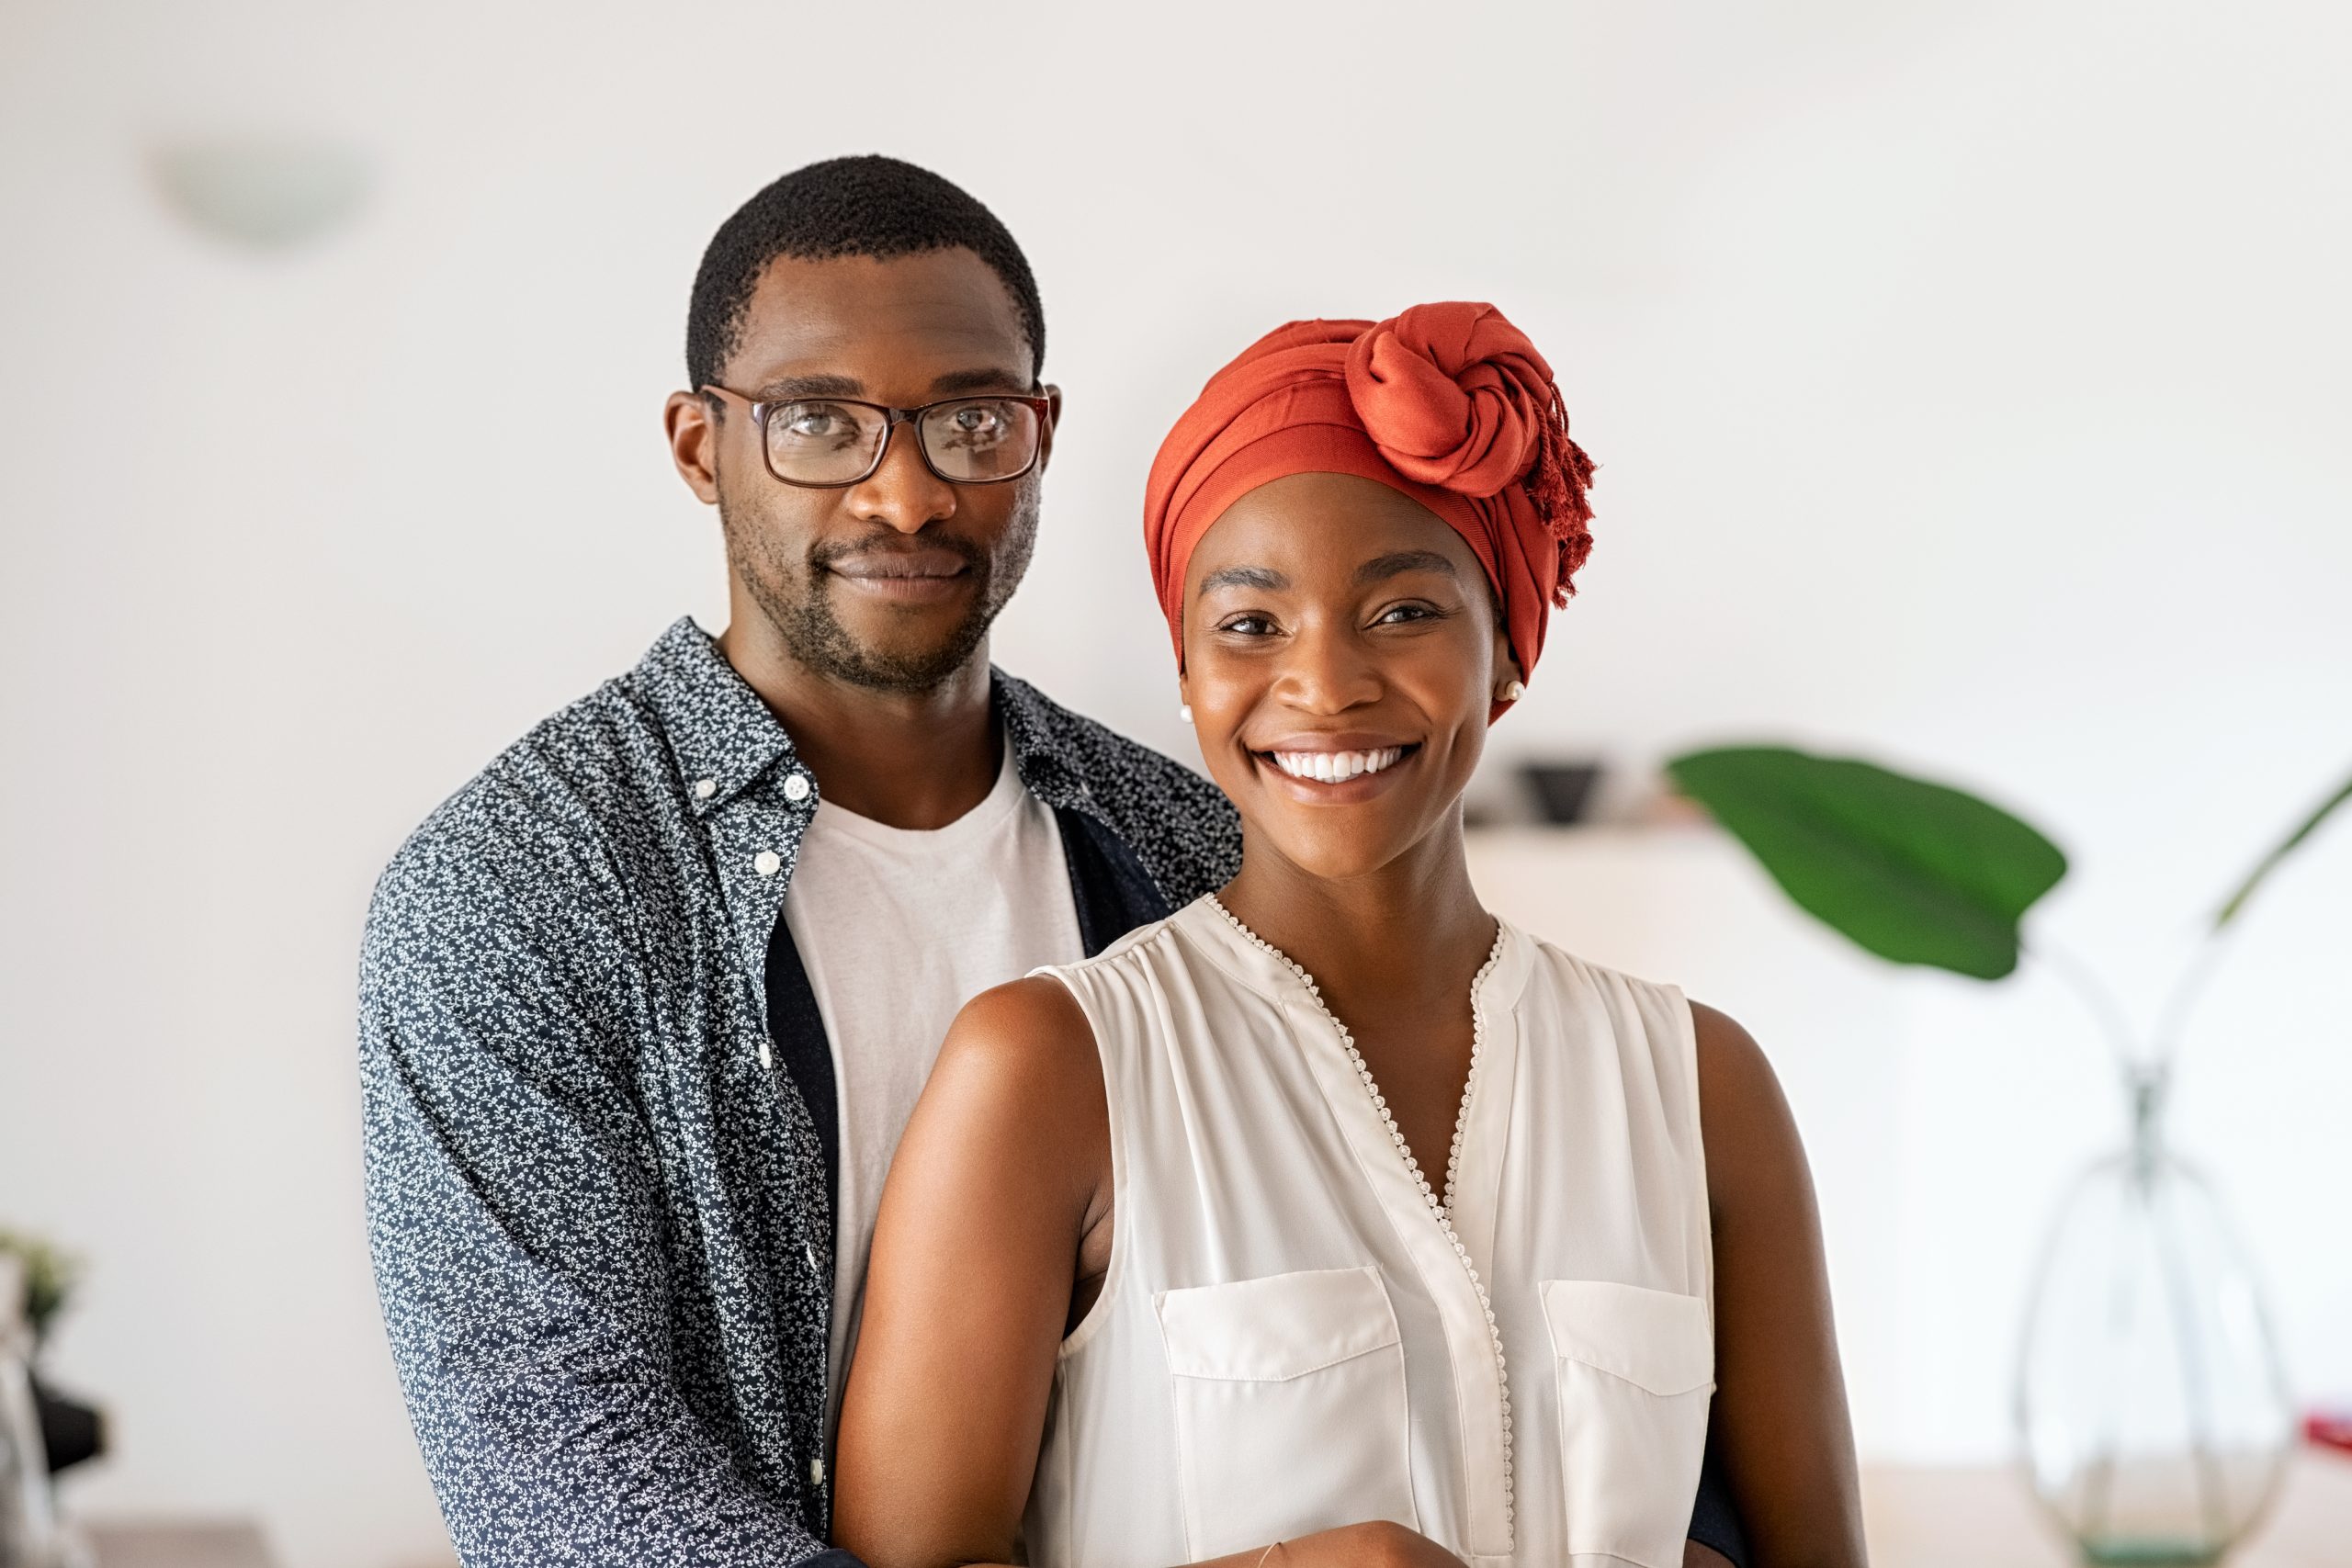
{"left": 2, "top": 3, "right": 2347, "bottom": 1565}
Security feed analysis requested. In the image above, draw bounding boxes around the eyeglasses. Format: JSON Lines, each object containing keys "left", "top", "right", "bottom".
{"left": 699, "top": 385, "right": 1054, "bottom": 488}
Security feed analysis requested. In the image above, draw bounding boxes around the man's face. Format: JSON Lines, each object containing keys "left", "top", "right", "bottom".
{"left": 667, "top": 248, "right": 1055, "bottom": 692}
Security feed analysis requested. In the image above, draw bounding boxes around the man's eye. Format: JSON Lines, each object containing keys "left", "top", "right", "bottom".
{"left": 777, "top": 403, "right": 865, "bottom": 445}
{"left": 942, "top": 403, "right": 1011, "bottom": 446}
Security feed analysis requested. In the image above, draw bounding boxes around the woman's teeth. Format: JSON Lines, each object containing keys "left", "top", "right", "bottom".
{"left": 1269, "top": 747, "right": 1407, "bottom": 784}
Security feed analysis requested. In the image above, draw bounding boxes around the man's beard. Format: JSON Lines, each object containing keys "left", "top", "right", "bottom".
{"left": 719, "top": 478, "right": 1040, "bottom": 694}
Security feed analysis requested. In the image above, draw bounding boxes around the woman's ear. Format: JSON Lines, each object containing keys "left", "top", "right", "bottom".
{"left": 1494, "top": 621, "right": 1521, "bottom": 691}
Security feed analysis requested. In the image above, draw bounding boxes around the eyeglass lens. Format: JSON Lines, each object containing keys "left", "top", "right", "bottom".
{"left": 763, "top": 398, "right": 1041, "bottom": 484}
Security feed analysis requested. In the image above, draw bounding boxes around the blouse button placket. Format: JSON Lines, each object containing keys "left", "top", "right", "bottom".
{"left": 1207, "top": 896, "right": 1515, "bottom": 1555}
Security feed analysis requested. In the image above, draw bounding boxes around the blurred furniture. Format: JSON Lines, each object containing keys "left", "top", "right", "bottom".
{"left": 1861, "top": 1455, "right": 2352, "bottom": 1567}
{"left": 85, "top": 1520, "right": 275, "bottom": 1568}
{"left": 64, "top": 1462, "right": 2351, "bottom": 1566}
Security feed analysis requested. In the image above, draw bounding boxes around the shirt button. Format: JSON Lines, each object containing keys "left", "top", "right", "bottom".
{"left": 693, "top": 778, "right": 716, "bottom": 800}
{"left": 757, "top": 1038, "right": 773, "bottom": 1070}
{"left": 782, "top": 772, "right": 812, "bottom": 803}
{"left": 809, "top": 1455, "right": 826, "bottom": 1486}
{"left": 804, "top": 1241, "right": 818, "bottom": 1272}
{"left": 753, "top": 850, "right": 782, "bottom": 876}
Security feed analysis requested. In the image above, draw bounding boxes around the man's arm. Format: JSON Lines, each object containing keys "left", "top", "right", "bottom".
{"left": 360, "top": 802, "right": 849, "bottom": 1568}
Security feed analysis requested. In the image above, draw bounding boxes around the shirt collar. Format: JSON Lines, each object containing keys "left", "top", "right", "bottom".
{"left": 629, "top": 618, "right": 801, "bottom": 818}
{"left": 629, "top": 615, "right": 1095, "bottom": 820}
{"left": 992, "top": 667, "right": 1092, "bottom": 815}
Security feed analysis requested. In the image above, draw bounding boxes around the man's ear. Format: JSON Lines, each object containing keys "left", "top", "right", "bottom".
{"left": 1035, "top": 383, "right": 1063, "bottom": 475}
{"left": 664, "top": 389, "right": 723, "bottom": 505}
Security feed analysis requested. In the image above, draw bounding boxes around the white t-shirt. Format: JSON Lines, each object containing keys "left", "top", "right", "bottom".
{"left": 780, "top": 739, "right": 1085, "bottom": 1435}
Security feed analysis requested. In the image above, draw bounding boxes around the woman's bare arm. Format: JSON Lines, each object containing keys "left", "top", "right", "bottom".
{"left": 1691, "top": 1001, "right": 1870, "bottom": 1568}
{"left": 832, "top": 977, "right": 1107, "bottom": 1567}
{"left": 832, "top": 978, "right": 1465, "bottom": 1568}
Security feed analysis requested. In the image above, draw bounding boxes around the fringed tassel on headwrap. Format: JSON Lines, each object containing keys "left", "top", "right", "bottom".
{"left": 1528, "top": 389, "right": 1597, "bottom": 607}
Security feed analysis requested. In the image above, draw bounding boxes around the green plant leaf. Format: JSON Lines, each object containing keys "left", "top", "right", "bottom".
{"left": 2214, "top": 768, "right": 2352, "bottom": 930}
{"left": 1665, "top": 745, "right": 2068, "bottom": 980}
{"left": 0, "top": 1227, "right": 81, "bottom": 1344}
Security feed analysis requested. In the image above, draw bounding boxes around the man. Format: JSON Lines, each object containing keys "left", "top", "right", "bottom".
{"left": 360, "top": 155, "right": 1745, "bottom": 1568}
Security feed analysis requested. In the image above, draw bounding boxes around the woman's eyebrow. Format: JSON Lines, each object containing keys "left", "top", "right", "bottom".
{"left": 1356, "top": 549, "right": 1460, "bottom": 585}
{"left": 1199, "top": 565, "right": 1288, "bottom": 592}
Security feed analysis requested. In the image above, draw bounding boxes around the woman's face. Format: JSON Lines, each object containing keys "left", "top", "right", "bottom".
{"left": 1182, "top": 471, "right": 1515, "bottom": 885}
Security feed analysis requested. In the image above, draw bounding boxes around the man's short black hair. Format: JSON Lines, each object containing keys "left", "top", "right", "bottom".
{"left": 686, "top": 154, "right": 1046, "bottom": 392}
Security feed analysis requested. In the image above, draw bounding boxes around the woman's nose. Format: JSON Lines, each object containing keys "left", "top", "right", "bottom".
{"left": 1274, "top": 621, "right": 1382, "bottom": 714}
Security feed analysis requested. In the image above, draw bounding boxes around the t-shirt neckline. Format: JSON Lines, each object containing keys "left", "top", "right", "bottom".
{"left": 801, "top": 729, "right": 1031, "bottom": 854}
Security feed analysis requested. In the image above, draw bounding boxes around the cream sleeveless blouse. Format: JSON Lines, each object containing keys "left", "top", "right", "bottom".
{"left": 1022, "top": 897, "right": 1714, "bottom": 1568}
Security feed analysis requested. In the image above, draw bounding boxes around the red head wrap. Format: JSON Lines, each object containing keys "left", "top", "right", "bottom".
{"left": 1142, "top": 301, "right": 1594, "bottom": 716}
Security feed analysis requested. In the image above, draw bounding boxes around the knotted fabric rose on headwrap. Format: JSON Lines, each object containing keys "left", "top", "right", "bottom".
{"left": 1142, "top": 301, "right": 1594, "bottom": 718}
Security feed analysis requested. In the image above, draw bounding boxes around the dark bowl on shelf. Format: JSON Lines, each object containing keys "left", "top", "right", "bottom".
{"left": 1521, "top": 761, "right": 1602, "bottom": 825}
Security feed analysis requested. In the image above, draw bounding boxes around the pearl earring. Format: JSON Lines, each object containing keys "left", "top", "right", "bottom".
{"left": 1498, "top": 680, "right": 1526, "bottom": 703}
{"left": 1180, "top": 703, "right": 1193, "bottom": 724}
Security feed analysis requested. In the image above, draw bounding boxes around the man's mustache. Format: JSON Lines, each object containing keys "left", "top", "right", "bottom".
{"left": 808, "top": 531, "right": 987, "bottom": 574}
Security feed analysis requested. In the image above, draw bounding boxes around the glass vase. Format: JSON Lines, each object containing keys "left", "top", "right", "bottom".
{"left": 2015, "top": 1066, "right": 2294, "bottom": 1564}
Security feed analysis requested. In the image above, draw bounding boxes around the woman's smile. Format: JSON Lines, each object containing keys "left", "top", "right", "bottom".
{"left": 1253, "top": 738, "right": 1422, "bottom": 801}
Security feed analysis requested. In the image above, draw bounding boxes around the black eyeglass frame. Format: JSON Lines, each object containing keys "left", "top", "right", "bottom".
{"left": 698, "top": 384, "right": 1057, "bottom": 489}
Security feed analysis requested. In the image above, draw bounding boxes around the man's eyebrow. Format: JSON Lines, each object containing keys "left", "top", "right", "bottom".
{"left": 1355, "top": 549, "right": 1460, "bottom": 585}
{"left": 1199, "top": 565, "right": 1288, "bottom": 593}
{"left": 750, "top": 373, "right": 865, "bottom": 400}
{"left": 930, "top": 367, "right": 1035, "bottom": 396}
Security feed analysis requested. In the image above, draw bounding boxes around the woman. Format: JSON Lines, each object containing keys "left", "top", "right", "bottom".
{"left": 833, "top": 305, "right": 1866, "bottom": 1568}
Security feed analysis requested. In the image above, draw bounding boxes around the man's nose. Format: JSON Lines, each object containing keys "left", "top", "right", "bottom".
{"left": 842, "top": 423, "right": 957, "bottom": 536}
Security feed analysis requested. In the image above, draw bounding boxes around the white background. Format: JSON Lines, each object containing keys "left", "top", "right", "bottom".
{"left": 2, "top": 3, "right": 2348, "bottom": 1564}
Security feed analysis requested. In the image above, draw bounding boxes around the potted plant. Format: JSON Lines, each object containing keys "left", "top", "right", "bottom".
{"left": 0, "top": 1233, "right": 104, "bottom": 1480}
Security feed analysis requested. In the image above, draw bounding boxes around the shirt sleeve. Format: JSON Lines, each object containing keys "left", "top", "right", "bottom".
{"left": 1686, "top": 1416, "right": 1750, "bottom": 1565}
{"left": 358, "top": 798, "right": 846, "bottom": 1568}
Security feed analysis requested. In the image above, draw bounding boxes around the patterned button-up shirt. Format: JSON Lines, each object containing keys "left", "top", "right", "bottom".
{"left": 359, "top": 618, "right": 1240, "bottom": 1568}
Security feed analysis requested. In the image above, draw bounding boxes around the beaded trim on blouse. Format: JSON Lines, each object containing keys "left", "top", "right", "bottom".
{"left": 1203, "top": 895, "right": 1518, "bottom": 1543}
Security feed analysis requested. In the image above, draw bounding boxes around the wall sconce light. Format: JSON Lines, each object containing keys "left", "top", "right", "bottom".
{"left": 149, "top": 134, "right": 374, "bottom": 250}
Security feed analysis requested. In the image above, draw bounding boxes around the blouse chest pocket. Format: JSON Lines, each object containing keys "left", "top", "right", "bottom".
{"left": 1541, "top": 1279, "right": 1715, "bottom": 1568}
{"left": 1155, "top": 1266, "right": 1419, "bottom": 1562}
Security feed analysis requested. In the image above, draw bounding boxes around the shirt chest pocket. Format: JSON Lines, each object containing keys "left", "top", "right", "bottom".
{"left": 1155, "top": 1265, "right": 1419, "bottom": 1562}
{"left": 1541, "top": 1279, "right": 1715, "bottom": 1568}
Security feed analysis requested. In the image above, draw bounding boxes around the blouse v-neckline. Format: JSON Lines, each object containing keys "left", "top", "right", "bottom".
{"left": 1202, "top": 894, "right": 1503, "bottom": 1215}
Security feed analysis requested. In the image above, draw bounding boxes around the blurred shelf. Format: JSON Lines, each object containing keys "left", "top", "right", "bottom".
{"left": 82, "top": 1519, "right": 277, "bottom": 1568}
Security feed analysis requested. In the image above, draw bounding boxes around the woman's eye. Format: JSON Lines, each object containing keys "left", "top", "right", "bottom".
{"left": 1374, "top": 604, "right": 1437, "bottom": 626}
{"left": 1218, "top": 614, "right": 1276, "bottom": 637}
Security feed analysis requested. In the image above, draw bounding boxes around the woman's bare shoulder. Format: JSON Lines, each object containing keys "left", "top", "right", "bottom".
{"left": 1687, "top": 999, "right": 1815, "bottom": 1230}
{"left": 941, "top": 974, "right": 1099, "bottom": 1078}
{"left": 911, "top": 976, "right": 1108, "bottom": 1169}
{"left": 1689, "top": 1001, "right": 1779, "bottom": 1120}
